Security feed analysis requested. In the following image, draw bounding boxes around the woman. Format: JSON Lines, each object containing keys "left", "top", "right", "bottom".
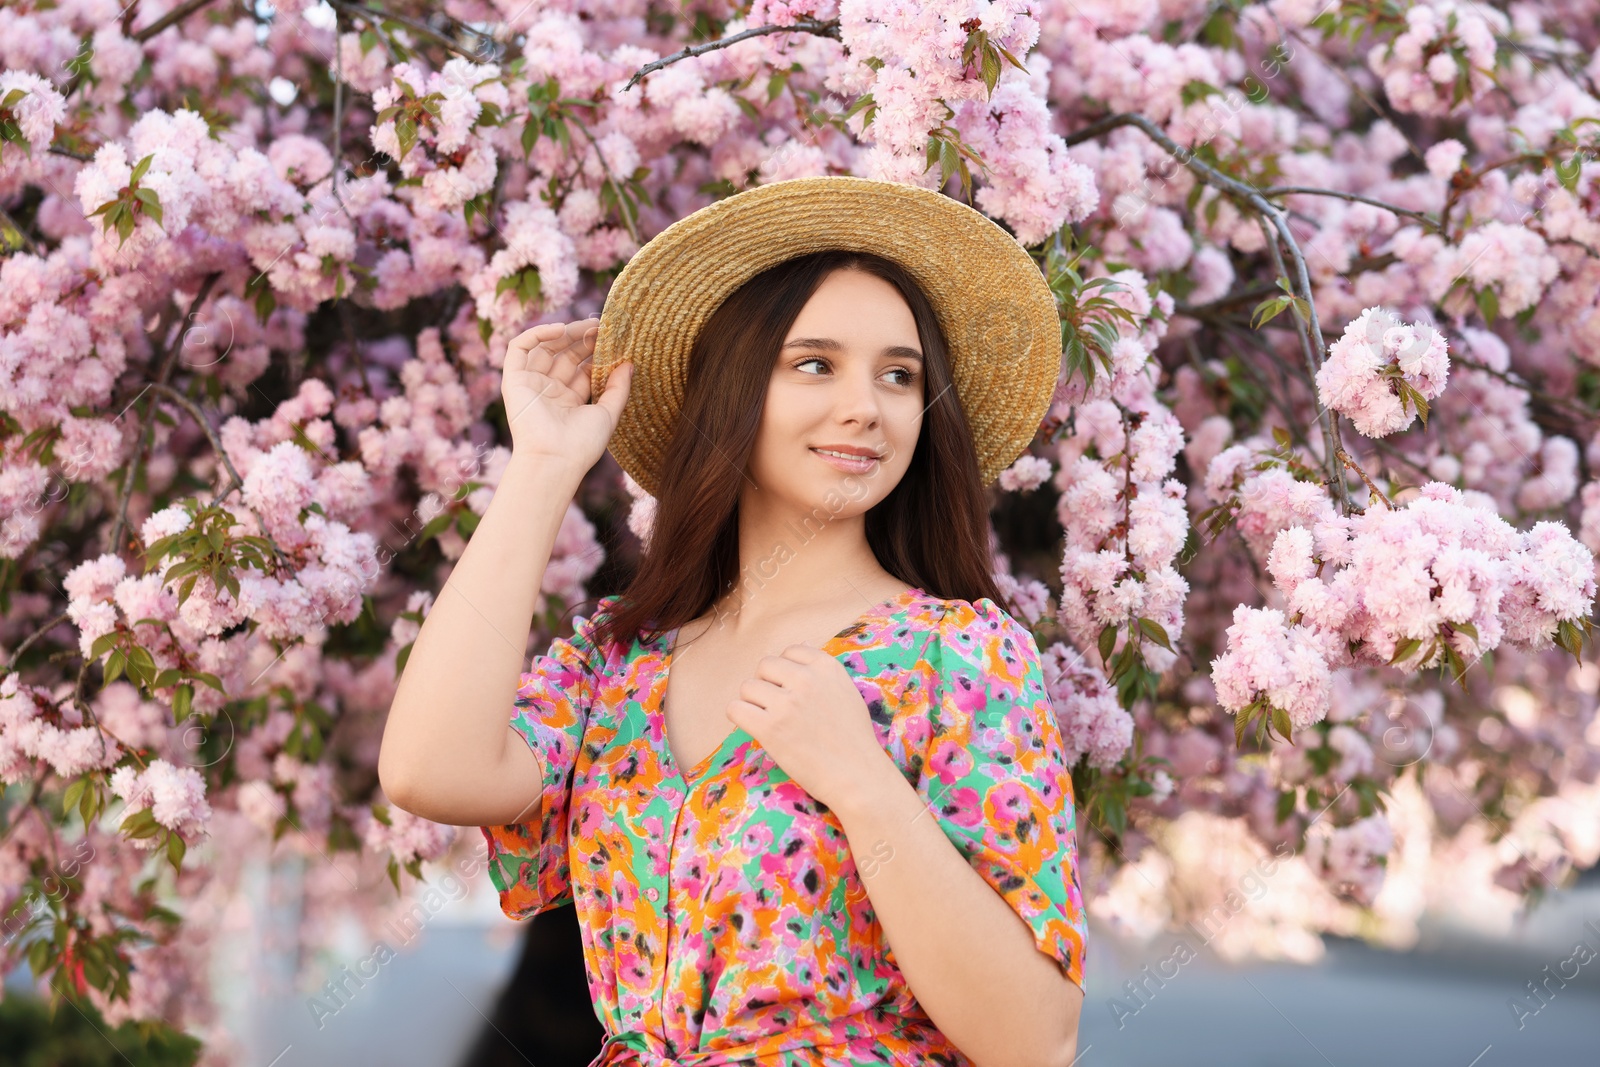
{"left": 380, "top": 177, "right": 1087, "bottom": 1067}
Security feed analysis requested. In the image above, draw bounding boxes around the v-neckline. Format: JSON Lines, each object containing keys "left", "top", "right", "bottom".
{"left": 652, "top": 585, "right": 926, "bottom": 786}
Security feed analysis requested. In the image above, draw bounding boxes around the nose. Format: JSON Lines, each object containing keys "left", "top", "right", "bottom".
{"left": 830, "top": 362, "right": 885, "bottom": 429}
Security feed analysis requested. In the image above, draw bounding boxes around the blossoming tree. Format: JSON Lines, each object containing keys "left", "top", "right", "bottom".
{"left": 2, "top": 0, "right": 1599, "bottom": 1057}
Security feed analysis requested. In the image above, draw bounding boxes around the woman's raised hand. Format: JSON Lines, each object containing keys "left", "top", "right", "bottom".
{"left": 501, "top": 318, "right": 633, "bottom": 473}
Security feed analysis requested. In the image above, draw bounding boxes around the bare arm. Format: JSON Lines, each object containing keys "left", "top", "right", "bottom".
{"left": 832, "top": 756, "right": 1085, "bottom": 1067}
{"left": 377, "top": 319, "right": 632, "bottom": 827}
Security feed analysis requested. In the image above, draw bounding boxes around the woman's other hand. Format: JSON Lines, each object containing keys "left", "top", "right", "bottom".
{"left": 501, "top": 317, "right": 633, "bottom": 473}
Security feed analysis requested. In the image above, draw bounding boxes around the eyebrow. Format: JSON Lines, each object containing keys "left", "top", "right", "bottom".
{"left": 781, "top": 337, "right": 925, "bottom": 364}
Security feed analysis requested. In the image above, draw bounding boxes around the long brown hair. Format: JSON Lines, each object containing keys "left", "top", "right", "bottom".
{"left": 587, "top": 249, "right": 1011, "bottom": 653}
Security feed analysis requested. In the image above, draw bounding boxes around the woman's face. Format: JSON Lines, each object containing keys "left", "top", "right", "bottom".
{"left": 745, "top": 267, "right": 926, "bottom": 514}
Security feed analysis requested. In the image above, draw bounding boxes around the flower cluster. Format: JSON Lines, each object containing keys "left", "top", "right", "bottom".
{"left": 1314, "top": 307, "right": 1450, "bottom": 439}
{"left": 109, "top": 760, "right": 213, "bottom": 847}
{"left": 1213, "top": 483, "right": 1597, "bottom": 730}
{"left": 1365, "top": 1, "right": 1504, "bottom": 117}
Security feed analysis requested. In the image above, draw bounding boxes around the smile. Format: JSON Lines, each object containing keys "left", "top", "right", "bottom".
{"left": 810, "top": 447, "right": 879, "bottom": 472}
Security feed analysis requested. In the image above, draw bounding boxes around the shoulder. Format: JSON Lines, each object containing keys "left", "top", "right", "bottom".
{"left": 925, "top": 595, "right": 1045, "bottom": 701}
{"left": 930, "top": 595, "right": 1040, "bottom": 661}
{"left": 562, "top": 595, "right": 635, "bottom": 671}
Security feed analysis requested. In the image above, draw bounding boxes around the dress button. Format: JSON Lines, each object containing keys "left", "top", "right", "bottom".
{"left": 646, "top": 887, "right": 660, "bottom": 902}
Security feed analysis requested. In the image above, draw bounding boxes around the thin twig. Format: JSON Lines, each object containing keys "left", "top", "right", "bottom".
{"left": 5, "top": 611, "right": 73, "bottom": 673}
{"left": 623, "top": 17, "right": 842, "bottom": 92}
{"left": 131, "top": 0, "right": 219, "bottom": 42}
{"left": 325, "top": 0, "right": 479, "bottom": 62}
{"left": 572, "top": 121, "right": 641, "bottom": 245}
{"left": 1259, "top": 186, "right": 1443, "bottom": 232}
{"left": 1258, "top": 212, "right": 1350, "bottom": 510}
{"left": 1174, "top": 281, "right": 1280, "bottom": 318}
{"left": 1338, "top": 449, "right": 1393, "bottom": 510}
{"left": 104, "top": 273, "right": 222, "bottom": 559}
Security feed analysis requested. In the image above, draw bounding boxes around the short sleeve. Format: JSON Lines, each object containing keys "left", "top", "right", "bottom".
{"left": 479, "top": 597, "right": 616, "bottom": 921}
{"left": 921, "top": 597, "right": 1088, "bottom": 991}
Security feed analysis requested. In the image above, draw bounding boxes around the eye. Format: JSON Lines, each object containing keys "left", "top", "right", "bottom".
{"left": 791, "top": 357, "right": 920, "bottom": 388}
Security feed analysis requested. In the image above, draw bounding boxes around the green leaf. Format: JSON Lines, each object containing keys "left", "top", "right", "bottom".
{"left": 1475, "top": 286, "right": 1499, "bottom": 325}
{"left": 1270, "top": 705, "right": 1293, "bottom": 744}
{"left": 1137, "top": 617, "right": 1174, "bottom": 652}
{"left": 1275, "top": 788, "right": 1297, "bottom": 824}
{"left": 980, "top": 46, "right": 1000, "bottom": 96}
{"left": 62, "top": 778, "right": 88, "bottom": 818}
{"left": 1098, "top": 623, "right": 1118, "bottom": 663}
{"left": 129, "top": 153, "right": 154, "bottom": 183}
{"left": 1389, "top": 636, "right": 1421, "bottom": 666}
{"left": 132, "top": 187, "right": 163, "bottom": 229}
{"left": 165, "top": 831, "right": 186, "bottom": 870}
{"left": 1180, "top": 79, "right": 1220, "bottom": 106}
{"left": 767, "top": 69, "right": 789, "bottom": 103}
{"left": 172, "top": 683, "right": 193, "bottom": 723}
{"left": 120, "top": 808, "right": 160, "bottom": 839}
{"left": 1251, "top": 296, "right": 1292, "bottom": 328}
{"left": 1554, "top": 154, "right": 1582, "bottom": 192}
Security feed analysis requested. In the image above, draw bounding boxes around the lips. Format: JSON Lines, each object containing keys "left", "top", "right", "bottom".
{"left": 810, "top": 447, "right": 879, "bottom": 472}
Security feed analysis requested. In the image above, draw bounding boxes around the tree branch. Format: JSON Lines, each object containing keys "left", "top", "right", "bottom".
{"left": 1255, "top": 213, "right": 1350, "bottom": 511}
{"left": 131, "top": 0, "right": 219, "bottom": 42}
{"left": 5, "top": 611, "right": 73, "bottom": 673}
{"left": 1259, "top": 185, "right": 1443, "bottom": 232}
{"left": 623, "top": 17, "right": 842, "bottom": 92}
{"left": 324, "top": 0, "right": 481, "bottom": 63}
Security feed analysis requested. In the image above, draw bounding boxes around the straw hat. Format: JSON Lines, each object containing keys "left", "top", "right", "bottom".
{"left": 590, "top": 175, "right": 1062, "bottom": 498}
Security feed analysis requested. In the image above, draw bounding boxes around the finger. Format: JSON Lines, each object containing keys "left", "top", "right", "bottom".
{"left": 725, "top": 698, "right": 764, "bottom": 729}
{"left": 506, "top": 321, "right": 572, "bottom": 373}
{"left": 524, "top": 318, "right": 599, "bottom": 378}
{"left": 528, "top": 319, "right": 592, "bottom": 377}
{"left": 737, "top": 676, "right": 784, "bottom": 707}
{"left": 755, "top": 651, "right": 813, "bottom": 681}
{"left": 547, "top": 323, "right": 600, "bottom": 396}
{"left": 593, "top": 360, "right": 632, "bottom": 428}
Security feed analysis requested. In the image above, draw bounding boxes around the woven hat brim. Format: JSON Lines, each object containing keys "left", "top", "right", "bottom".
{"left": 591, "top": 176, "right": 1062, "bottom": 499}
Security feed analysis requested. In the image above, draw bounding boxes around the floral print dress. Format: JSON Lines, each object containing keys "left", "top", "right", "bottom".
{"left": 480, "top": 586, "right": 1087, "bottom": 1066}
